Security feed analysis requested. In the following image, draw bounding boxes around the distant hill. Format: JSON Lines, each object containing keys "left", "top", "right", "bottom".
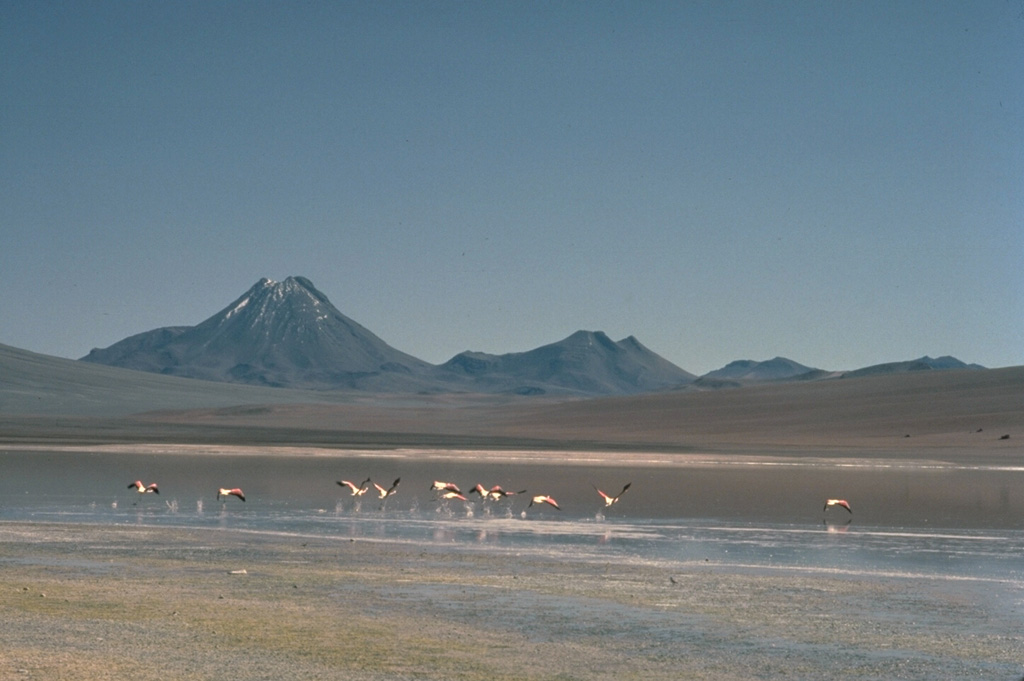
{"left": 689, "top": 355, "right": 983, "bottom": 390}
{"left": 0, "top": 342, "right": 355, "bottom": 418}
{"left": 491, "top": 364, "right": 1024, "bottom": 453}
{"left": 841, "top": 356, "right": 985, "bottom": 379}
{"left": 700, "top": 357, "right": 816, "bottom": 382}
{"left": 79, "top": 277, "right": 694, "bottom": 395}
{"left": 441, "top": 331, "right": 697, "bottom": 395}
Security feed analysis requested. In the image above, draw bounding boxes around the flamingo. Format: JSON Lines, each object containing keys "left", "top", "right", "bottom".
{"left": 437, "top": 490, "right": 468, "bottom": 501}
{"left": 217, "top": 488, "right": 246, "bottom": 502}
{"left": 494, "top": 488, "right": 526, "bottom": 502}
{"left": 490, "top": 485, "right": 526, "bottom": 499}
{"left": 430, "top": 480, "right": 461, "bottom": 494}
{"left": 594, "top": 482, "right": 630, "bottom": 507}
{"left": 373, "top": 478, "right": 401, "bottom": 499}
{"left": 824, "top": 498, "right": 852, "bottom": 513}
{"left": 128, "top": 480, "right": 159, "bottom": 494}
{"left": 528, "top": 495, "right": 560, "bottom": 510}
{"left": 337, "top": 478, "right": 371, "bottom": 496}
{"left": 468, "top": 483, "right": 491, "bottom": 498}
{"left": 469, "top": 484, "right": 526, "bottom": 501}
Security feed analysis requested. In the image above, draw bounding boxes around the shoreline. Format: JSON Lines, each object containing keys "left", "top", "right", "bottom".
{"left": 1, "top": 442, "right": 1019, "bottom": 470}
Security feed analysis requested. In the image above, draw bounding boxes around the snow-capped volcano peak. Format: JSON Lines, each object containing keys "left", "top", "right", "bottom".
{"left": 82, "top": 276, "right": 432, "bottom": 389}
{"left": 212, "top": 276, "right": 332, "bottom": 332}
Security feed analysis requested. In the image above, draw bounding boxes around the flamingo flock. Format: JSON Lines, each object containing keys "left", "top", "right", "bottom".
{"left": 121, "top": 475, "right": 605, "bottom": 514}
{"left": 123, "top": 475, "right": 855, "bottom": 522}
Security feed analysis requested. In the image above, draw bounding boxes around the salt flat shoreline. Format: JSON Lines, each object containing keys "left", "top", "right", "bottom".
{"left": 0, "top": 442, "right": 1015, "bottom": 470}
{"left": 1, "top": 520, "right": 1022, "bottom": 681}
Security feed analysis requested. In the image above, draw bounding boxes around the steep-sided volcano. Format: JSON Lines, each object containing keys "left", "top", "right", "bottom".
{"left": 81, "top": 276, "right": 435, "bottom": 390}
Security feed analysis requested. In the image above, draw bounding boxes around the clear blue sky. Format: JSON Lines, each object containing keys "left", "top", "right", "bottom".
{"left": 2, "top": 1, "right": 1022, "bottom": 374}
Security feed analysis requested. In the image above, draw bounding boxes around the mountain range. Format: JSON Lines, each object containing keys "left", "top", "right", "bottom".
{"left": 80, "top": 277, "right": 694, "bottom": 395}
{"left": 79, "top": 276, "right": 984, "bottom": 396}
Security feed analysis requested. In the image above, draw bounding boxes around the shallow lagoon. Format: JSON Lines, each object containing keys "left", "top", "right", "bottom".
{"left": 3, "top": 447, "right": 1023, "bottom": 526}
{"left": 2, "top": 448, "right": 1023, "bottom": 581}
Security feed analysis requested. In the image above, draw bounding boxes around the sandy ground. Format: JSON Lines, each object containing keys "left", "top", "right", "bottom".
{"left": 3, "top": 365, "right": 1022, "bottom": 465}
{"left": 1, "top": 522, "right": 1021, "bottom": 681}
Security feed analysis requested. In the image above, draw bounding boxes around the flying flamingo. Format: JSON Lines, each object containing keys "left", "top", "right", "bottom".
{"left": 437, "top": 490, "right": 468, "bottom": 502}
{"left": 469, "top": 484, "right": 526, "bottom": 501}
{"left": 337, "top": 478, "right": 371, "bottom": 496}
{"left": 528, "top": 495, "right": 560, "bottom": 510}
{"left": 430, "top": 481, "right": 461, "bottom": 494}
{"left": 468, "top": 483, "right": 490, "bottom": 499}
{"left": 594, "top": 482, "right": 631, "bottom": 507}
{"left": 490, "top": 485, "right": 526, "bottom": 499}
{"left": 217, "top": 488, "right": 246, "bottom": 502}
{"left": 373, "top": 478, "right": 401, "bottom": 499}
{"left": 128, "top": 480, "right": 159, "bottom": 495}
{"left": 824, "top": 498, "right": 852, "bottom": 513}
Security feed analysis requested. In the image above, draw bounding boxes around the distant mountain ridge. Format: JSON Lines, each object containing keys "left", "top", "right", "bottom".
{"left": 701, "top": 357, "right": 816, "bottom": 382}
{"left": 442, "top": 331, "right": 696, "bottom": 395}
{"left": 78, "top": 276, "right": 986, "bottom": 396}
{"left": 839, "top": 356, "right": 985, "bottom": 379}
{"left": 81, "top": 277, "right": 694, "bottom": 395}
